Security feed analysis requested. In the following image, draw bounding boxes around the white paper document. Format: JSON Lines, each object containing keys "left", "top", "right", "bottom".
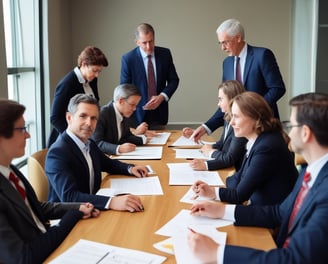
{"left": 180, "top": 186, "right": 220, "bottom": 204}
{"left": 173, "top": 225, "right": 227, "bottom": 264}
{"left": 167, "top": 163, "right": 224, "bottom": 186}
{"left": 175, "top": 148, "right": 208, "bottom": 159}
{"left": 169, "top": 136, "right": 202, "bottom": 147}
{"left": 49, "top": 239, "right": 166, "bottom": 264}
{"left": 155, "top": 209, "right": 233, "bottom": 237}
{"left": 97, "top": 176, "right": 164, "bottom": 196}
{"left": 110, "top": 146, "right": 163, "bottom": 160}
{"left": 147, "top": 132, "right": 171, "bottom": 145}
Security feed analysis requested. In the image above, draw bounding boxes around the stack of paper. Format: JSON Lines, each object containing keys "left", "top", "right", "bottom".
{"left": 110, "top": 146, "right": 163, "bottom": 160}
{"left": 147, "top": 132, "right": 171, "bottom": 145}
{"left": 49, "top": 239, "right": 166, "bottom": 264}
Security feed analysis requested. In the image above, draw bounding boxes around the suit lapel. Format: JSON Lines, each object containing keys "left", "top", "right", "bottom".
{"left": 243, "top": 45, "right": 254, "bottom": 86}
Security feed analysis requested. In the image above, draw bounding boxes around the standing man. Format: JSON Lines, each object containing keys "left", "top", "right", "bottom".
{"left": 189, "top": 18, "right": 286, "bottom": 142}
{"left": 46, "top": 94, "right": 148, "bottom": 212}
{"left": 0, "top": 98, "right": 99, "bottom": 264}
{"left": 188, "top": 93, "right": 328, "bottom": 263}
{"left": 120, "top": 23, "right": 179, "bottom": 129}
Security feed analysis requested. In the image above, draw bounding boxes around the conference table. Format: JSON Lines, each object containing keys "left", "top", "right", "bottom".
{"left": 45, "top": 131, "right": 276, "bottom": 263}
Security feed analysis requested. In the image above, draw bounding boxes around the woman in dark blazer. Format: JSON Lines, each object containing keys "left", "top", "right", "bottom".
{"left": 189, "top": 80, "right": 247, "bottom": 171}
{"left": 192, "top": 92, "right": 298, "bottom": 205}
{"left": 47, "top": 46, "right": 108, "bottom": 147}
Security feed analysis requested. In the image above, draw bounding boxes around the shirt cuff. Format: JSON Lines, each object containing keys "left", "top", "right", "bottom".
{"left": 215, "top": 187, "right": 221, "bottom": 201}
{"left": 127, "top": 164, "right": 135, "bottom": 175}
{"left": 201, "top": 124, "right": 212, "bottom": 135}
{"left": 160, "top": 92, "right": 169, "bottom": 101}
{"left": 105, "top": 197, "right": 112, "bottom": 209}
{"left": 136, "top": 134, "right": 147, "bottom": 144}
{"left": 223, "top": 204, "right": 236, "bottom": 222}
{"left": 217, "top": 243, "right": 225, "bottom": 264}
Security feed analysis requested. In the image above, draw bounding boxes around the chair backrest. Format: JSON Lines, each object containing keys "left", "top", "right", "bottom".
{"left": 27, "top": 149, "right": 49, "bottom": 201}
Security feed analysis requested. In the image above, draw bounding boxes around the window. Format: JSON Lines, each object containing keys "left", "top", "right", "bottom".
{"left": 2, "top": 0, "right": 44, "bottom": 166}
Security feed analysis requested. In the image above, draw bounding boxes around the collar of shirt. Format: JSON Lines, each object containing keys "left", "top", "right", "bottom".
{"left": 245, "top": 137, "right": 256, "bottom": 157}
{"left": 66, "top": 129, "right": 90, "bottom": 153}
{"left": 305, "top": 152, "right": 328, "bottom": 188}
{"left": 0, "top": 165, "right": 11, "bottom": 179}
{"left": 113, "top": 102, "right": 124, "bottom": 123}
{"left": 73, "top": 66, "right": 87, "bottom": 84}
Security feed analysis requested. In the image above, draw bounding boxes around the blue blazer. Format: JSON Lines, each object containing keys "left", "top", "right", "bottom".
{"left": 205, "top": 45, "right": 286, "bottom": 132}
{"left": 46, "top": 131, "right": 133, "bottom": 209}
{"left": 207, "top": 122, "right": 247, "bottom": 171}
{"left": 220, "top": 131, "right": 298, "bottom": 205}
{"left": 0, "top": 166, "right": 83, "bottom": 264}
{"left": 92, "top": 100, "right": 143, "bottom": 154}
{"left": 120, "top": 46, "right": 179, "bottom": 125}
{"left": 48, "top": 70, "right": 99, "bottom": 147}
{"left": 225, "top": 163, "right": 328, "bottom": 263}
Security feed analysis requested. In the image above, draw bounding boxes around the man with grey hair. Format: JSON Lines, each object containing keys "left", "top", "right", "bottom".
{"left": 93, "top": 83, "right": 153, "bottom": 155}
{"left": 186, "top": 18, "right": 286, "bottom": 142}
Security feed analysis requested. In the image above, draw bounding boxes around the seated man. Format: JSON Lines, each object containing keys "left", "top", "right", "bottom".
{"left": 188, "top": 92, "right": 328, "bottom": 263}
{"left": 46, "top": 93, "right": 148, "bottom": 212}
{"left": 92, "top": 83, "right": 152, "bottom": 155}
{"left": 0, "top": 98, "right": 99, "bottom": 263}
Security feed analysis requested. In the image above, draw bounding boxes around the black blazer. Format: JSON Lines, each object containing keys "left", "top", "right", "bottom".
{"left": 219, "top": 131, "right": 298, "bottom": 205}
{"left": 92, "top": 100, "right": 143, "bottom": 154}
{"left": 0, "top": 166, "right": 83, "bottom": 264}
{"left": 207, "top": 122, "right": 247, "bottom": 171}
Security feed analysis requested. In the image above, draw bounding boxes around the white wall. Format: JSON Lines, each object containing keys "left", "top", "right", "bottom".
{"left": 48, "top": 0, "right": 292, "bottom": 124}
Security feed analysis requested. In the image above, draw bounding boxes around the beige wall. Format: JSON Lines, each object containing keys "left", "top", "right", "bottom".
{"left": 48, "top": 0, "right": 292, "bottom": 124}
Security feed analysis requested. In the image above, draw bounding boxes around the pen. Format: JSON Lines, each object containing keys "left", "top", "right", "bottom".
{"left": 188, "top": 227, "right": 197, "bottom": 233}
{"left": 96, "top": 251, "right": 110, "bottom": 264}
{"left": 191, "top": 194, "right": 199, "bottom": 200}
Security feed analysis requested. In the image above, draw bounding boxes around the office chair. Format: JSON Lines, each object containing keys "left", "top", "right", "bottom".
{"left": 27, "top": 149, "right": 49, "bottom": 201}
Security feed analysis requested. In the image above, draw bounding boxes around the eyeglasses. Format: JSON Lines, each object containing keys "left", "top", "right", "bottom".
{"left": 218, "top": 39, "right": 233, "bottom": 47}
{"left": 14, "top": 126, "right": 28, "bottom": 133}
{"left": 283, "top": 121, "right": 302, "bottom": 133}
{"left": 124, "top": 99, "right": 138, "bottom": 108}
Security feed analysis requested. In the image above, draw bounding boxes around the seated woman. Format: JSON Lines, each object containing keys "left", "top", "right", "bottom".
{"left": 189, "top": 80, "right": 247, "bottom": 171}
{"left": 92, "top": 83, "right": 155, "bottom": 155}
{"left": 192, "top": 92, "right": 298, "bottom": 205}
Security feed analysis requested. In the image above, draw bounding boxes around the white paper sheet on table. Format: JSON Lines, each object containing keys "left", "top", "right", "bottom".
{"left": 175, "top": 148, "right": 208, "bottom": 159}
{"left": 49, "top": 239, "right": 166, "bottom": 264}
{"left": 173, "top": 225, "right": 227, "bottom": 264}
{"left": 167, "top": 163, "right": 224, "bottom": 186}
{"left": 180, "top": 186, "right": 221, "bottom": 204}
{"left": 169, "top": 136, "right": 202, "bottom": 147}
{"left": 147, "top": 132, "right": 171, "bottom": 145}
{"left": 155, "top": 209, "right": 233, "bottom": 237}
{"left": 110, "top": 146, "right": 163, "bottom": 159}
{"left": 97, "top": 176, "right": 164, "bottom": 196}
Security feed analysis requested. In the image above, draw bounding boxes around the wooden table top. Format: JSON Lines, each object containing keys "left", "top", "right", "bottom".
{"left": 45, "top": 131, "right": 276, "bottom": 263}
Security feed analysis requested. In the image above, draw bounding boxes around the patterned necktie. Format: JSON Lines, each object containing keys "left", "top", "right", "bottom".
{"left": 235, "top": 56, "right": 242, "bottom": 84}
{"left": 147, "top": 55, "right": 156, "bottom": 99}
{"left": 9, "top": 172, "right": 26, "bottom": 200}
{"left": 283, "top": 171, "right": 311, "bottom": 247}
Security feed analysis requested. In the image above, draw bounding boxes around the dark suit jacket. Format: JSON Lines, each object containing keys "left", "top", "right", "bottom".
{"left": 48, "top": 70, "right": 99, "bottom": 147}
{"left": 225, "top": 163, "right": 328, "bottom": 263}
{"left": 92, "top": 100, "right": 143, "bottom": 154}
{"left": 46, "top": 131, "right": 133, "bottom": 209}
{"left": 220, "top": 131, "right": 298, "bottom": 205}
{"left": 120, "top": 46, "right": 179, "bottom": 125}
{"left": 0, "top": 166, "right": 83, "bottom": 264}
{"left": 205, "top": 44, "right": 286, "bottom": 132}
{"left": 207, "top": 122, "right": 247, "bottom": 171}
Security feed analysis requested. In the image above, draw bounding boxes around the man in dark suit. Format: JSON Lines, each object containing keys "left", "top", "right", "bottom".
{"left": 188, "top": 92, "right": 328, "bottom": 263}
{"left": 92, "top": 83, "right": 150, "bottom": 155}
{"left": 0, "top": 98, "right": 99, "bottom": 264}
{"left": 189, "top": 18, "right": 286, "bottom": 142}
{"left": 46, "top": 94, "right": 148, "bottom": 211}
{"left": 120, "top": 23, "right": 179, "bottom": 129}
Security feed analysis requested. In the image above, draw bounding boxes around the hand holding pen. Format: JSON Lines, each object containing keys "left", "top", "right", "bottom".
{"left": 131, "top": 165, "right": 148, "bottom": 178}
{"left": 191, "top": 180, "right": 216, "bottom": 200}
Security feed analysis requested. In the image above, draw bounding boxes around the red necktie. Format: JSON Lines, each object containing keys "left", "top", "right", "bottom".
{"left": 9, "top": 172, "right": 26, "bottom": 200}
{"left": 283, "top": 171, "right": 311, "bottom": 247}
{"left": 236, "top": 56, "right": 242, "bottom": 84}
{"left": 147, "top": 55, "right": 156, "bottom": 99}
